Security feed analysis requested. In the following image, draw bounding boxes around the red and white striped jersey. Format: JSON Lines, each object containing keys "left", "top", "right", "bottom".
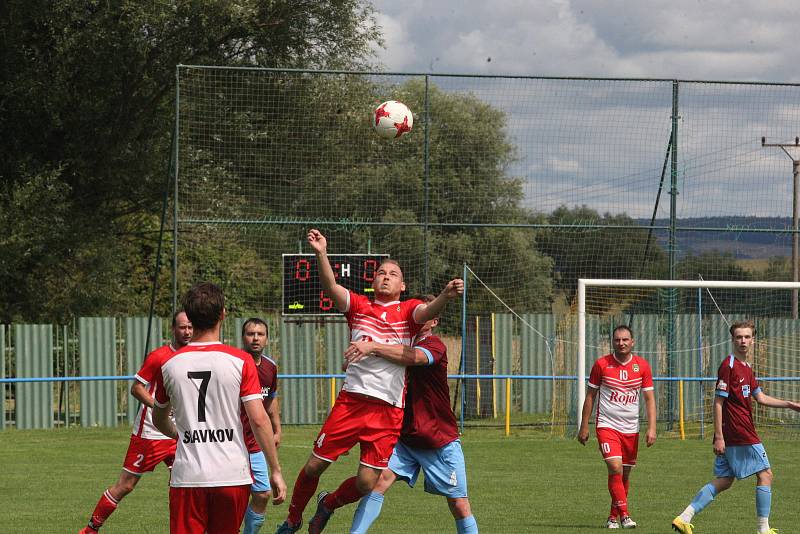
{"left": 588, "top": 353, "right": 654, "bottom": 434}
{"left": 154, "top": 341, "right": 262, "bottom": 488}
{"left": 343, "top": 291, "right": 424, "bottom": 407}
{"left": 132, "top": 344, "right": 176, "bottom": 440}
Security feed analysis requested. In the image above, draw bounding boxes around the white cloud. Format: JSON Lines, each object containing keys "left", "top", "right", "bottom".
{"left": 370, "top": 0, "right": 800, "bottom": 81}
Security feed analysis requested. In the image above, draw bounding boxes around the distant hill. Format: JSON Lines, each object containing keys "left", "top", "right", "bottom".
{"left": 640, "top": 217, "right": 793, "bottom": 259}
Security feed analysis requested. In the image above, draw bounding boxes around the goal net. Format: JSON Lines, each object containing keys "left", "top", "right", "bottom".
{"left": 577, "top": 279, "right": 800, "bottom": 439}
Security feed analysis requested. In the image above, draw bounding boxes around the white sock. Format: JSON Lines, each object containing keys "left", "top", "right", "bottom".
{"left": 679, "top": 505, "right": 696, "bottom": 522}
{"left": 757, "top": 516, "right": 770, "bottom": 532}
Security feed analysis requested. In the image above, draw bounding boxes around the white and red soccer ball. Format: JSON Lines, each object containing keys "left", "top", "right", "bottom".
{"left": 373, "top": 100, "right": 413, "bottom": 139}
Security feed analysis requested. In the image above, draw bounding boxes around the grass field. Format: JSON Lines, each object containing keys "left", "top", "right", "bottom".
{"left": 1, "top": 426, "right": 798, "bottom": 533}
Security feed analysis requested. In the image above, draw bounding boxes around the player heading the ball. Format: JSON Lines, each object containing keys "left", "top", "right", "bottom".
{"left": 274, "top": 229, "right": 463, "bottom": 534}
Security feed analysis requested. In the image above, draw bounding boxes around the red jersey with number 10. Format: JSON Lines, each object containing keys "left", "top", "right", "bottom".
{"left": 588, "top": 354, "right": 654, "bottom": 434}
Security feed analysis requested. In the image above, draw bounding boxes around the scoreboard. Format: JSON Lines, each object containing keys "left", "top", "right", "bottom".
{"left": 282, "top": 254, "right": 390, "bottom": 316}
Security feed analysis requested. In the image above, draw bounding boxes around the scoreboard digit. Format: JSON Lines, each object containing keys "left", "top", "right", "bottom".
{"left": 282, "top": 254, "right": 390, "bottom": 316}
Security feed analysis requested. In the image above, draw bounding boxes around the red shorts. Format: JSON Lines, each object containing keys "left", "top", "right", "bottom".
{"left": 596, "top": 427, "right": 639, "bottom": 466}
{"left": 122, "top": 435, "right": 177, "bottom": 475}
{"left": 169, "top": 485, "right": 250, "bottom": 534}
{"left": 312, "top": 390, "right": 404, "bottom": 468}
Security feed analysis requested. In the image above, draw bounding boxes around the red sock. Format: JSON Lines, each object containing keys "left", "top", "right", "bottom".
{"left": 608, "top": 474, "right": 628, "bottom": 517}
{"left": 323, "top": 476, "right": 365, "bottom": 511}
{"left": 89, "top": 490, "right": 119, "bottom": 528}
{"left": 610, "top": 477, "right": 631, "bottom": 518}
{"left": 287, "top": 468, "right": 320, "bottom": 525}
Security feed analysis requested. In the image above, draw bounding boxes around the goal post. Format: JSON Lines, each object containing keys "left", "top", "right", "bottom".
{"left": 576, "top": 278, "right": 800, "bottom": 433}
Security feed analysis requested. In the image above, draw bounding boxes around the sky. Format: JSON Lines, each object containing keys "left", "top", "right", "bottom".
{"left": 367, "top": 0, "right": 800, "bottom": 220}
{"left": 369, "top": 0, "right": 800, "bottom": 82}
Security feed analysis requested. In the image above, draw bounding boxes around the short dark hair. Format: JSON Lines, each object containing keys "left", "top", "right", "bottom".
{"left": 612, "top": 324, "right": 633, "bottom": 338}
{"left": 729, "top": 319, "right": 756, "bottom": 336}
{"left": 181, "top": 282, "right": 224, "bottom": 332}
{"left": 241, "top": 317, "right": 269, "bottom": 338}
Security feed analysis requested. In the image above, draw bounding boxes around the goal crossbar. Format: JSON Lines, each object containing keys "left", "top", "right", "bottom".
{"left": 576, "top": 279, "right": 800, "bottom": 431}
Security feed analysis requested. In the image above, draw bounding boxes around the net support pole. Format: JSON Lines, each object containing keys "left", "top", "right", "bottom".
{"left": 460, "top": 263, "right": 468, "bottom": 434}
{"left": 577, "top": 278, "right": 587, "bottom": 433}
{"left": 679, "top": 379, "right": 686, "bottom": 440}
{"left": 505, "top": 378, "right": 511, "bottom": 437}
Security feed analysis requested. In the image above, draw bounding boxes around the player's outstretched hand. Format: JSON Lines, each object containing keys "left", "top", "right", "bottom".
{"left": 307, "top": 229, "right": 327, "bottom": 254}
{"left": 270, "top": 471, "right": 288, "bottom": 505}
{"left": 787, "top": 400, "right": 800, "bottom": 412}
{"left": 441, "top": 278, "right": 464, "bottom": 299}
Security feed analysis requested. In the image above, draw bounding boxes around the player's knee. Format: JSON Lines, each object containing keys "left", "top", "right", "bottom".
{"left": 250, "top": 491, "right": 270, "bottom": 513}
{"left": 757, "top": 468, "right": 773, "bottom": 486}
{"left": 714, "top": 476, "right": 734, "bottom": 492}
{"left": 304, "top": 456, "right": 329, "bottom": 478}
{"left": 355, "top": 474, "right": 377, "bottom": 495}
{"left": 447, "top": 497, "right": 472, "bottom": 519}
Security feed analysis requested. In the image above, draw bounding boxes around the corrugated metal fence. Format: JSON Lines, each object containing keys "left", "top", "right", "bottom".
{"left": 1, "top": 314, "right": 798, "bottom": 431}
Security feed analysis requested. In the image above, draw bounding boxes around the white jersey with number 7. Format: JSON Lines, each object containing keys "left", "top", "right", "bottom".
{"left": 154, "top": 341, "right": 262, "bottom": 487}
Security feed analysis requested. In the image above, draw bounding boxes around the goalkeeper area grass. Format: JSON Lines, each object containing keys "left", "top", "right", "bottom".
{"left": 2, "top": 426, "right": 799, "bottom": 532}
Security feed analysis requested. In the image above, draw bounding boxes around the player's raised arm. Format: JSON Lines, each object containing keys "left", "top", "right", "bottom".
{"left": 307, "top": 229, "right": 348, "bottom": 312}
{"left": 414, "top": 278, "right": 464, "bottom": 324}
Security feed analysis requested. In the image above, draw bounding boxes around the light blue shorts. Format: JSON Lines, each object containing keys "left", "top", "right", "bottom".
{"left": 714, "top": 443, "right": 770, "bottom": 480}
{"left": 388, "top": 439, "right": 468, "bottom": 498}
{"left": 250, "top": 451, "right": 271, "bottom": 492}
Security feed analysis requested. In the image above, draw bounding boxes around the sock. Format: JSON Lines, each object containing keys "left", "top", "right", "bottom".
{"left": 608, "top": 477, "right": 630, "bottom": 519}
{"left": 756, "top": 485, "right": 771, "bottom": 532}
{"left": 323, "top": 476, "right": 365, "bottom": 511}
{"left": 607, "top": 473, "right": 628, "bottom": 517}
{"left": 455, "top": 515, "right": 478, "bottom": 533}
{"left": 242, "top": 504, "right": 265, "bottom": 534}
{"left": 350, "top": 492, "right": 384, "bottom": 534}
{"left": 88, "top": 490, "right": 119, "bottom": 529}
{"left": 683, "top": 483, "right": 718, "bottom": 520}
{"left": 287, "top": 469, "right": 320, "bottom": 525}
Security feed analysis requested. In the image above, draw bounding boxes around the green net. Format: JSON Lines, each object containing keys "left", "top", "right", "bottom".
{"left": 175, "top": 66, "right": 800, "bottom": 433}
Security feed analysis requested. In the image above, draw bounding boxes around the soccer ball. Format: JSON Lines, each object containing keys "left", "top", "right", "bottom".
{"left": 373, "top": 100, "right": 413, "bottom": 139}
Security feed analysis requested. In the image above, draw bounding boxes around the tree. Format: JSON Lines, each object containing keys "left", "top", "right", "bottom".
{"left": 536, "top": 205, "right": 668, "bottom": 300}
{"left": 0, "top": 0, "right": 383, "bottom": 321}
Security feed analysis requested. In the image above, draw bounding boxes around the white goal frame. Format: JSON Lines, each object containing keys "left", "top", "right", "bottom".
{"left": 576, "top": 278, "right": 800, "bottom": 430}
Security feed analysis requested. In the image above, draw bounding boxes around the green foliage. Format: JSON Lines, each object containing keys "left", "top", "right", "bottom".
{"left": 537, "top": 205, "right": 667, "bottom": 299}
{"left": 0, "top": 0, "right": 382, "bottom": 321}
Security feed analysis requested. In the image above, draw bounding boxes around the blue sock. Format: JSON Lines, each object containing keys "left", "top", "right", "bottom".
{"left": 689, "top": 483, "right": 718, "bottom": 515}
{"left": 242, "top": 505, "right": 265, "bottom": 534}
{"left": 350, "top": 492, "right": 384, "bottom": 534}
{"left": 756, "top": 486, "right": 772, "bottom": 518}
{"left": 456, "top": 515, "right": 478, "bottom": 533}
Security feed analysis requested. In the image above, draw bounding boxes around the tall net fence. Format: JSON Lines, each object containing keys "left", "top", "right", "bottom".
{"left": 175, "top": 66, "right": 800, "bottom": 434}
